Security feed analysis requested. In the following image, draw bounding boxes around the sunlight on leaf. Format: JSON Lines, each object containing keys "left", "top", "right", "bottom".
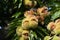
{"left": 12, "top": 12, "right": 21, "bottom": 18}
{"left": 51, "top": 10, "right": 60, "bottom": 20}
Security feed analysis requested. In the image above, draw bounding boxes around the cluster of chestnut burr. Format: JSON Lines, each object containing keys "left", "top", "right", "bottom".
{"left": 16, "top": 0, "right": 50, "bottom": 40}
{"left": 44, "top": 19, "right": 60, "bottom": 40}
{"left": 16, "top": 6, "right": 49, "bottom": 40}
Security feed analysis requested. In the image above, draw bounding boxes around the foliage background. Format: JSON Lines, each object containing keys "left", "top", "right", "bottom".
{"left": 0, "top": 0, "right": 60, "bottom": 40}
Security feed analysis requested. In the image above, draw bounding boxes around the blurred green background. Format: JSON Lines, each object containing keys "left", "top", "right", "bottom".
{"left": 0, "top": 0, "right": 60, "bottom": 40}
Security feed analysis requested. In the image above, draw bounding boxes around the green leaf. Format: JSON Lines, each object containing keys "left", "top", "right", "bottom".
{"left": 18, "top": 3, "right": 22, "bottom": 8}
{"left": 51, "top": 10, "right": 60, "bottom": 20}
{"left": 38, "top": 26, "right": 49, "bottom": 35}
{"left": 29, "top": 30, "right": 38, "bottom": 40}
{"left": 14, "top": 0, "right": 17, "bottom": 3}
{"left": 12, "top": 12, "right": 21, "bottom": 18}
{"left": 11, "top": 34, "right": 19, "bottom": 40}
{"left": 18, "top": 0, "right": 22, "bottom": 8}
